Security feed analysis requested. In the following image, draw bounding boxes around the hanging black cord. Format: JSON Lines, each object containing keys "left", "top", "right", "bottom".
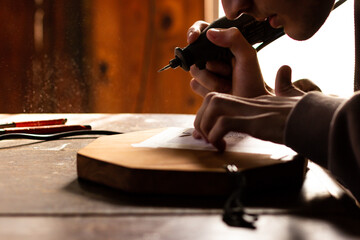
{"left": 334, "top": 0, "right": 347, "bottom": 9}
{"left": 222, "top": 164, "right": 258, "bottom": 229}
{"left": 0, "top": 130, "right": 122, "bottom": 141}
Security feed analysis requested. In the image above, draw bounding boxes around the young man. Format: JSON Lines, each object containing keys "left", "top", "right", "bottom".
{"left": 188, "top": 0, "right": 360, "bottom": 202}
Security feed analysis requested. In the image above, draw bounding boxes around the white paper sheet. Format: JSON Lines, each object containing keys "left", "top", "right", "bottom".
{"left": 132, "top": 127, "right": 296, "bottom": 158}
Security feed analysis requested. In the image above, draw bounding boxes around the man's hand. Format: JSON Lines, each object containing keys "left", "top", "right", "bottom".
{"left": 204, "top": 27, "right": 268, "bottom": 97}
{"left": 187, "top": 21, "right": 233, "bottom": 97}
{"left": 186, "top": 21, "right": 318, "bottom": 98}
{"left": 193, "top": 92, "right": 300, "bottom": 151}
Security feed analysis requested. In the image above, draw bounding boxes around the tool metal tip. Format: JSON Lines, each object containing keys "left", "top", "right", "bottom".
{"left": 157, "top": 64, "right": 171, "bottom": 72}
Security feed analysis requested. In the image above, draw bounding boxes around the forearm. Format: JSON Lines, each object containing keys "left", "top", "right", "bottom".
{"left": 284, "top": 92, "right": 360, "bottom": 200}
{"left": 284, "top": 92, "right": 344, "bottom": 165}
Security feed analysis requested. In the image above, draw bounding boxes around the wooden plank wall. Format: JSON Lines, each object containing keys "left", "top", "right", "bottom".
{"left": 0, "top": 1, "right": 35, "bottom": 112}
{"left": 86, "top": 0, "right": 204, "bottom": 113}
{"left": 0, "top": 0, "right": 204, "bottom": 113}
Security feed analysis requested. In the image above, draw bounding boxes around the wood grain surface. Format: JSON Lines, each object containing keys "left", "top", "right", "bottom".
{"left": 0, "top": 114, "right": 359, "bottom": 240}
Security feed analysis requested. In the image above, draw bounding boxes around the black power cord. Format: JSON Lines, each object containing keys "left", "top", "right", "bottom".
{"left": 0, "top": 130, "right": 122, "bottom": 141}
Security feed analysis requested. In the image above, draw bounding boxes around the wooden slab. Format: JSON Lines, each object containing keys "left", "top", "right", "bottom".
{"left": 77, "top": 128, "right": 306, "bottom": 196}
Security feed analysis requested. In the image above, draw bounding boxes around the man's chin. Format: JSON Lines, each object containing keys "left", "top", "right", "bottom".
{"left": 285, "top": 28, "right": 318, "bottom": 41}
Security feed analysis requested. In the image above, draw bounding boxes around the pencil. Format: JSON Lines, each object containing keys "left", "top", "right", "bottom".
{"left": 0, "top": 118, "right": 67, "bottom": 129}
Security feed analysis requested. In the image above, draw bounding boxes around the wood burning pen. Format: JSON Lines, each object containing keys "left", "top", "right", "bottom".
{"left": 158, "top": 14, "right": 284, "bottom": 72}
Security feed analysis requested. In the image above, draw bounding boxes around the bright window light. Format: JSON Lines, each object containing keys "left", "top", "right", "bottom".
{"left": 218, "top": 0, "right": 354, "bottom": 97}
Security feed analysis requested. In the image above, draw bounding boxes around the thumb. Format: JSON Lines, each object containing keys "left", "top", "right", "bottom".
{"left": 206, "top": 28, "right": 254, "bottom": 60}
{"left": 275, "top": 65, "right": 304, "bottom": 96}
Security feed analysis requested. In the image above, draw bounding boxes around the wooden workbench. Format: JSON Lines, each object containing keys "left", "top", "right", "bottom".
{"left": 0, "top": 114, "right": 359, "bottom": 240}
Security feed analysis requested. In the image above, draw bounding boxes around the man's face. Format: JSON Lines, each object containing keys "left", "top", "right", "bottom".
{"left": 221, "top": 0, "right": 335, "bottom": 40}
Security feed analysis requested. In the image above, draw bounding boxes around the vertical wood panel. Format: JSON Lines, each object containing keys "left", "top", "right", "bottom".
{"left": 87, "top": 0, "right": 204, "bottom": 113}
{"left": 87, "top": 0, "right": 150, "bottom": 113}
{"left": 0, "top": 1, "right": 35, "bottom": 112}
{"left": 141, "top": 0, "right": 204, "bottom": 113}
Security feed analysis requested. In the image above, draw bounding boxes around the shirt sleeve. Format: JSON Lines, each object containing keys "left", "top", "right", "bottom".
{"left": 284, "top": 91, "right": 360, "bottom": 201}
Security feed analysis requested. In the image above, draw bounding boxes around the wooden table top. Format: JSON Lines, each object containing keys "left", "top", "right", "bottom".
{"left": 0, "top": 113, "right": 359, "bottom": 240}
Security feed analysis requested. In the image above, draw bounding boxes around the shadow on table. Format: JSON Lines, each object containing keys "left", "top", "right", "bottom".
{"left": 65, "top": 178, "right": 227, "bottom": 210}
{"left": 65, "top": 177, "right": 360, "bottom": 235}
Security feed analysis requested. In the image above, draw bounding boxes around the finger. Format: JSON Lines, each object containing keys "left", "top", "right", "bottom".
{"left": 194, "top": 92, "right": 218, "bottom": 141}
{"left": 187, "top": 21, "right": 209, "bottom": 44}
{"left": 192, "top": 129, "right": 203, "bottom": 139}
{"left": 207, "top": 116, "right": 230, "bottom": 152}
{"left": 194, "top": 93, "right": 235, "bottom": 145}
{"left": 199, "top": 94, "right": 226, "bottom": 138}
{"left": 275, "top": 65, "right": 305, "bottom": 97}
{"left": 206, "top": 61, "right": 232, "bottom": 77}
{"left": 190, "top": 65, "right": 231, "bottom": 93}
{"left": 190, "top": 78, "right": 210, "bottom": 97}
{"left": 206, "top": 28, "right": 267, "bottom": 97}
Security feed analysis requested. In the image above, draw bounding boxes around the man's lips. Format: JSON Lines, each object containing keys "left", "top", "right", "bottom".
{"left": 268, "top": 15, "right": 282, "bottom": 28}
{"left": 234, "top": 12, "right": 283, "bottom": 29}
